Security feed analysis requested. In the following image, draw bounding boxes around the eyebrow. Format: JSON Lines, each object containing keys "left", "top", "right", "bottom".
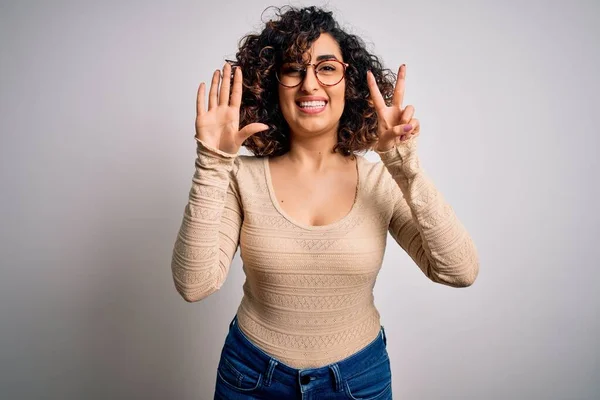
{"left": 315, "top": 54, "right": 339, "bottom": 61}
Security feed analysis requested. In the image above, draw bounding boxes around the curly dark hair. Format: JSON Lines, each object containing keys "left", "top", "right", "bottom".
{"left": 229, "top": 5, "right": 396, "bottom": 158}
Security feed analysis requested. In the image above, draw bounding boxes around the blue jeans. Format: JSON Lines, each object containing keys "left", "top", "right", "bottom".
{"left": 214, "top": 315, "right": 393, "bottom": 399}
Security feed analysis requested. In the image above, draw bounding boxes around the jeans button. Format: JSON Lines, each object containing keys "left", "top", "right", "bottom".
{"left": 300, "top": 375, "right": 311, "bottom": 385}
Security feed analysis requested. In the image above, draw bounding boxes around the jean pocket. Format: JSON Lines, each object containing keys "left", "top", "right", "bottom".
{"left": 216, "top": 348, "right": 263, "bottom": 392}
{"left": 344, "top": 354, "right": 392, "bottom": 400}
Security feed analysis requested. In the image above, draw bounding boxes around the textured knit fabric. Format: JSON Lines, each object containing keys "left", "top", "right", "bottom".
{"left": 171, "top": 137, "right": 479, "bottom": 369}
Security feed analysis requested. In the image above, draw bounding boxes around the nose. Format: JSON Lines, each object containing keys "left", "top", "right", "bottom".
{"left": 300, "top": 65, "right": 319, "bottom": 93}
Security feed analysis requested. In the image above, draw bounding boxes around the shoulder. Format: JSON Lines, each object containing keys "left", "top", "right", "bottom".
{"left": 357, "top": 154, "right": 394, "bottom": 193}
{"left": 356, "top": 154, "right": 398, "bottom": 219}
{"left": 233, "top": 153, "right": 263, "bottom": 174}
{"left": 231, "top": 154, "right": 266, "bottom": 192}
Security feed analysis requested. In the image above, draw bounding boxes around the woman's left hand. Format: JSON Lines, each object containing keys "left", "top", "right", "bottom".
{"left": 367, "top": 64, "right": 420, "bottom": 152}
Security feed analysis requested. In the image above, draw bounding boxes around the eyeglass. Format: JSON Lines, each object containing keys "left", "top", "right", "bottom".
{"left": 276, "top": 59, "right": 349, "bottom": 88}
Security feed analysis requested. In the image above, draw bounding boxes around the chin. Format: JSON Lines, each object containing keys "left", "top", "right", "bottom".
{"left": 293, "top": 120, "right": 336, "bottom": 136}
{"left": 287, "top": 112, "right": 343, "bottom": 136}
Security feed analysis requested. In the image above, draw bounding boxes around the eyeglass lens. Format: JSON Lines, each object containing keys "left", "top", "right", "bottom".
{"left": 278, "top": 60, "right": 345, "bottom": 87}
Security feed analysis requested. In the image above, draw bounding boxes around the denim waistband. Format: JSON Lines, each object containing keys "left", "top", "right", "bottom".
{"left": 226, "top": 315, "right": 387, "bottom": 392}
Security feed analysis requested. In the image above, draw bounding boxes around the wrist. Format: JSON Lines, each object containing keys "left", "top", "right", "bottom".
{"left": 375, "top": 137, "right": 419, "bottom": 163}
{"left": 374, "top": 140, "right": 395, "bottom": 153}
{"left": 196, "top": 138, "right": 238, "bottom": 159}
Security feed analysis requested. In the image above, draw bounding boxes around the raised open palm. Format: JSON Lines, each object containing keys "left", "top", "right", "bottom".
{"left": 367, "top": 64, "right": 421, "bottom": 151}
{"left": 195, "top": 63, "right": 268, "bottom": 154}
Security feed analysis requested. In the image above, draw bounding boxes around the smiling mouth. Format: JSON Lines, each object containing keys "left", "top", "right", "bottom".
{"left": 296, "top": 100, "right": 327, "bottom": 114}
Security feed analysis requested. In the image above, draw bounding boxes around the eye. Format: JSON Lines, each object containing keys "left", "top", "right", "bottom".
{"left": 316, "top": 63, "right": 338, "bottom": 74}
{"left": 281, "top": 63, "right": 304, "bottom": 76}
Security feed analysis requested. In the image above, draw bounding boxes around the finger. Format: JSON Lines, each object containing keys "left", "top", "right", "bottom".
{"left": 410, "top": 118, "right": 420, "bottom": 135}
{"left": 400, "top": 105, "right": 414, "bottom": 124}
{"left": 390, "top": 122, "right": 416, "bottom": 137}
{"left": 219, "top": 63, "right": 232, "bottom": 106}
{"left": 367, "top": 70, "right": 387, "bottom": 112}
{"left": 238, "top": 122, "right": 269, "bottom": 142}
{"left": 208, "top": 69, "right": 220, "bottom": 111}
{"left": 229, "top": 67, "right": 243, "bottom": 108}
{"left": 396, "top": 118, "right": 420, "bottom": 141}
{"left": 391, "top": 64, "right": 406, "bottom": 108}
{"left": 196, "top": 82, "right": 206, "bottom": 117}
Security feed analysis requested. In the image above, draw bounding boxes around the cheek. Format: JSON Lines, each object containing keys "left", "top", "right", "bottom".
{"left": 278, "top": 89, "right": 295, "bottom": 114}
{"left": 330, "top": 86, "right": 346, "bottom": 112}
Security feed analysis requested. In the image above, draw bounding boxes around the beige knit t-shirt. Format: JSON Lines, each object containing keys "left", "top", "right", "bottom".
{"left": 171, "top": 137, "right": 479, "bottom": 369}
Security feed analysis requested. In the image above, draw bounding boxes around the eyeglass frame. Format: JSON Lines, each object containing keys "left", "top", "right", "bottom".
{"left": 275, "top": 58, "right": 350, "bottom": 88}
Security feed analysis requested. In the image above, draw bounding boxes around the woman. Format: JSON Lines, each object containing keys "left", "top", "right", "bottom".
{"left": 171, "top": 6, "right": 479, "bottom": 399}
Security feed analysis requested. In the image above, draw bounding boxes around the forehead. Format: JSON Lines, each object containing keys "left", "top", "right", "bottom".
{"left": 304, "top": 33, "right": 343, "bottom": 62}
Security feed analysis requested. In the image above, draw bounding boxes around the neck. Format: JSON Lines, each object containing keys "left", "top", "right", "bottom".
{"left": 285, "top": 130, "right": 347, "bottom": 171}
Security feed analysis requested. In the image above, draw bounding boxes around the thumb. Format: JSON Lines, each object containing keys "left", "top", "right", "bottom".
{"left": 238, "top": 123, "right": 269, "bottom": 142}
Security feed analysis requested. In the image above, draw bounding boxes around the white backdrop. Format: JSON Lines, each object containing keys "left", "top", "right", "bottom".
{"left": 1, "top": 0, "right": 598, "bottom": 399}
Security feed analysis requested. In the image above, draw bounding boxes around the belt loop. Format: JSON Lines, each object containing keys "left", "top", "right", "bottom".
{"left": 329, "top": 364, "right": 343, "bottom": 392}
{"left": 264, "top": 359, "right": 278, "bottom": 387}
{"left": 229, "top": 315, "right": 237, "bottom": 330}
{"left": 381, "top": 325, "right": 387, "bottom": 347}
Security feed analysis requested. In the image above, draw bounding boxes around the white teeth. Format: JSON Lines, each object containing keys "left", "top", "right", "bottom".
{"left": 298, "top": 101, "right": 326, "bottom": 108}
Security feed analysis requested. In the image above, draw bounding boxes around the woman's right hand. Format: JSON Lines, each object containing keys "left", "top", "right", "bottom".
{"left": 195, "top": 63, "right": 269, "bottom": 154}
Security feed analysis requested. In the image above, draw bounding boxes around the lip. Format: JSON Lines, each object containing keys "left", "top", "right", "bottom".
{"left": 296, "top": 96, "right": 328, "bottom": 114}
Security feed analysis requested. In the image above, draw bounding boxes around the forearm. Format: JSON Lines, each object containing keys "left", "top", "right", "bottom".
{"left": 171, "top": 139, "right": 241, "bottom": 302}
{"left": 378, "top": 140, "right": 479, "bottom": 287}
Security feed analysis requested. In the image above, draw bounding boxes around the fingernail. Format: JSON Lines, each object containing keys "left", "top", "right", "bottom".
{"left": 403, "top": 124, "right": 412, "bottom": 132}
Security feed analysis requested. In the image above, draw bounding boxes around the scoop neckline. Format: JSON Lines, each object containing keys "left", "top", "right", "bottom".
{"left": 263, "top": 156, "right": 362, "bottom": 231}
